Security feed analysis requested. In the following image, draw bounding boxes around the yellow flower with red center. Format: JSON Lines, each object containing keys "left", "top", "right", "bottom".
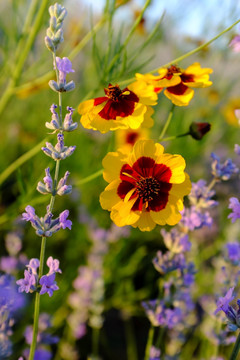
{"left": 100, "top": 140, "right": 191, "bottom": 231}
{"left": 135, "top": 62, "right": 213, "bottom": 106}
{"left": 78, "top": 83, "right": 157, "bottom": 133}
{"left": 115, "top": 127, "right": 149, "bottom": 152}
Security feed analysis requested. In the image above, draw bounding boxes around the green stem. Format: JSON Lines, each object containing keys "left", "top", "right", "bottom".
{"left": 144, "top": 325, "right": 155, "bottom": 360}
{"left": 124, "top": 318, "right": 138, "bottom": 360}
{"left": 159, "top": 104, "right": 175, "bottom": 140}
{"left": 207, "top": 177, "right": 217, "bottom": 191}
{"left": 106, "top": 0, "right": 151, "bottom": 74}
{"left": 92, "top": 327, "right": 100, "bottom": 357}
{"left": 75, "top": 169, "right": 103, "bottom": 186}
{"left": 160, "top": 132, "right": 190, "bottom": 142}
{"left": 0, "top": 137, "right": 49, "bottom": 186}
{"left": 230, "top": 332, "right": 240, "bottom": 360}
{"left": 119, "top": 18, "right": 240, "bottom": 86}
{"left": 28, "top": 235, "right": 46, "bottom": 360}
{"left": 0, "top": 0, "right": 49, "bottom": 116}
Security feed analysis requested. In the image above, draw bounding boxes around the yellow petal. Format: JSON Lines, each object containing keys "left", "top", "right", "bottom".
{"left": 102, "top": 151, "right": 127, "bottom": 183}
{"left": 133, "top": 212, "right": 156, "bottom": 231}
{"left": 78, "top": 99, "right": 95, "bottom": 115}
{"left": 164, "top": 87, "right": 194, "bottom": 106}
{"left": 156, "top": 154, "right": 186, "bottom": 184}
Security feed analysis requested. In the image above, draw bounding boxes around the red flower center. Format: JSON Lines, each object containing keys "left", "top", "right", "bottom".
{"left": 126, "top": 131, "right": 139, "bottom": 145}
{"left": 93, "top": 84, "right": 139, "bottom": 121}
{"left": 117, "top": 156, "right": 172, "bottom": 212}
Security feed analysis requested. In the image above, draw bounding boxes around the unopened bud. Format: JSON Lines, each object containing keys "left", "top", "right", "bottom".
{"left": 189, "top": 122, "right": 211, "bottom": 140}
{"left": 45, "top": 36, "right": 54, "bottom": 52}
{"left": 48, "top": 80, "right": 60, "bottom": 92}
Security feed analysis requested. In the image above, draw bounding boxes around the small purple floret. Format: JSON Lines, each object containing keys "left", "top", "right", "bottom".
{"left": 39, "top": 273, "right": 59, "bottom": 297}
{"left": 59, "top": 210, "right": 72, "bottom": 229}
{"left": 228, "top": 197, "right": 240, "bottom": 223}
{"left": 214, "top": 287, "right": 235, "bottom": 315}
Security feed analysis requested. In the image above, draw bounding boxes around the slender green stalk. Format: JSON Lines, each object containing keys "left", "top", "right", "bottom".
{"left": 0, "top": 0, "right": 49, "bottom": 116}
{"left": 75, "top": 169, "right": 103, "bottom": 186}
{"left": 124, "top": 318, "right": 138, "bottom": 360}
{"left": 160, "top": 132, "right": 189, "bottom": 142}
{"left": 28, "top": 236, "right": 47, "bottom": 360}
{"left": 207, "top": 178, "right": 217, "bottom": 191}
{"left": 92, "top": 327, "right": 100, "bottom": 357}
{"left": 106, "top": 0, "right": 151, "bottom": 74}
{"left": 144, "top": 325, "right": 155, "bottom": 360}
{"left": 159, "top": 104, "right": 175, "bottom": 140}
{"left": 29, "top": 48, "right": 64, "bottom": 360}
{"left": 0, "top": 137, "right": 49, "bottom": 186}
{"left": 119, "top": 18, "right": 240, "bottom": 86}
{"left": 229, "top": 332, "right": 240, "bottom": 360}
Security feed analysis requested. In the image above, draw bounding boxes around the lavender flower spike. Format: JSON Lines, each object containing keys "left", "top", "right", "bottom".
{"left": 59, "top": 210, "right": 72, "bottom": 229}
{"left": 45, "top": 104, "right": 60, "bottom": 131}
{"left": 39, "top": 273, "right": 59, "bottom": 297}
{"left": 228, "top": 197, "right": 240, "bottom": 223}
{"left": 56, "top": 171, "right": 72, "bottom": 196}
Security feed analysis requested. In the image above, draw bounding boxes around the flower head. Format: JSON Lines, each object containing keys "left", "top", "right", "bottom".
{"left": 39, "top": 273, "right": 59, "bottom": 297}
{"left": 214, "top": 287, "right": 235, "bottom": 314}
{"left": 228, "top": 197, "right": 240, "bottom": 223}
{"left": 226, "top": 242, "right": 240, "bottom": 265}
{"left": 211, "top": 153, "right": 238, "bottom": 181}
{"left": 16, "top": 270, "right": 36, "bottom": 293}
{"left": 136, "top": 62, "right": 212, "bottom": 106}
{"left": 100, "top": 140, "right": 191, "bottom": 231}
{"left": 78, "top": 83, "right": 156, "bottom": 133}
{"left": 56, "top": 57, "right": 74, "bottom": 84}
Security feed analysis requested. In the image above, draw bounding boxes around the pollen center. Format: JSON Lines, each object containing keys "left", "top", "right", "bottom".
{"left": 105, "top": 84, "right": 123, "bottom": 102}
{"left": 167, "top": 65, "right": 181, "bottom": 76}
{"left": 136, "top": 177, "right": 161, "bottom": 203}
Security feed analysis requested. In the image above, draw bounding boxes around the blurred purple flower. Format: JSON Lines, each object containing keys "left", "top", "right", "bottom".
{"left": 230, "top": 35, "right": 240, "bottom": 52}
{"left": 189, "top": 179, "right": 218, "bottom": 208}
{"left": 39, "top": 273, "right": 59, "bottom": 297}
{"left": 211, "top": 153, "right": 239, "bottom": 181}
{"left": 161, "top": 228, "right": 191, "bottom": 253}
{"left": 153, "top": 251, "right": 186, "bottom": 275}
{"left": 226, "top": 242, "right": 240, "bottom": 264}
{"left": 0, "top": 256, "right": 18, "bottom": 274}
{"left": 149, "top": 346, "right": 161, "bottom": 360}
{"left": 228, "top": 197, "right": 240, "bottom": 223}
{"left": 180, "top": 206, "right": 213, "bottom": 231}
{"left": 214, "top": 287, "right": 235, "bottom": 314}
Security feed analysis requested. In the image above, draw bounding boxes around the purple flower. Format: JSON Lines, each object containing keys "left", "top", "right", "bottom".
{"left": 230, "top": 35, "right": 240, "bottom": 52}
{"left": 16, "top": 270, "right": 36, "bottom": 293}
{"left": 63, "top": 106, "right": 78, "bottom": 132}
{"left": 234, "top": 143, "right": 240, "bottom": 155}
{"left": 0, "top": 256, "right": 18, "bottom": 274}
{"left": 153, "top": 251, "right": 186, "bottom": 275}
{"left": 226, "top": 242, "right": 240, "bottom": 264}
{"left": 214, "top": 287, "right": 235, "bottom": 314}
{"left": 211, "top": 153, "right": 239, "bottom": 181}
{"left": 180, "top": 206, "right": 213, "bottom": 231}
{"left": 22, "top": 205, "right": 37, "bottom": 222}
{"left": 228, "top": 197, "right": 240, "bottom": 223}
{"left": 188, "top": 179, "right": 218, "bottom": 208}
{"left": 59, "top": 210, "right": 72, "bottom": 229}
{"left": 39, "top": 273, "right": 59, "bottom": 297}
{"left": 47, "top": 256, "right": 62, "bottom": 275}
{"left": 164, "top": 307, "right": 182, "bottom": 329}
{"left": 161, "top": 229, "right": 191, "bottom": 253}
{"left": 27, "top": 258, "right": 40, "bottom": 275}
{"left": 23, "top": 348, "right": 52, "bottom": 360}
{"left": 149, "top": 346, "right": 161, "bottom": 360}
{"left": 56, "top": 57, "right": 74, "bottom": 84}
{"left": 56, "top": 171, "right": 72, "bottom": 196}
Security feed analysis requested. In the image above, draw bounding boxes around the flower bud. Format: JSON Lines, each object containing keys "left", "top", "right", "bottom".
{"left": 50, "top": 16, "right": 57, "bottom": 32}
{"left": 63, "top": 81, "right": 75, "bottom": 93}
{"left": 45, "top": 36, "right": 55, "bottom": 52}
{"left": 48, "top": 80, "right": 60, "bottom": 92}
{"left": 189, "top": 122, "right": 211, "bottom": 140}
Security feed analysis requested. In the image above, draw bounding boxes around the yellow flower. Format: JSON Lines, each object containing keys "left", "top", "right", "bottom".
{"left": 222, "top": 98, "right": 240, "bottom": 127}
{"left": 100, "top": 140, "right": 191, "bottom": 231}
{"left": 115, "top": 127, "right": 149, "bottom": 153}
{"left": 136, "top": 62, "right": 213, "bottom": 106}
{"left": 78, "top": 83, "right": 157, "bottom": 133}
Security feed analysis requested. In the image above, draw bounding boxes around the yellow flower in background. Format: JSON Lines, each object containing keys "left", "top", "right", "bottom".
{"left": 135, "top": 62, "right": 213, "bottom": 106}
{"left": 100, "top": 140, "right": 191, "bottom": 232}
{"left": 222, "top": 98, "right": 240, "bottom": 127}
{"left": 78, "top": 83, "right": 157, "bottom": 133}
{"left": 115, "top": 127, "right": 149, "bottom": 152}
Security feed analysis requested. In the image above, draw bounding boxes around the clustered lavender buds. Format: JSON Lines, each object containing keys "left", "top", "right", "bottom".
{"left": 16, "top": 257, "right": 61, "bottom": 297}
{"left": 45, "top": 3, "right": 67, "bottom": 52}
